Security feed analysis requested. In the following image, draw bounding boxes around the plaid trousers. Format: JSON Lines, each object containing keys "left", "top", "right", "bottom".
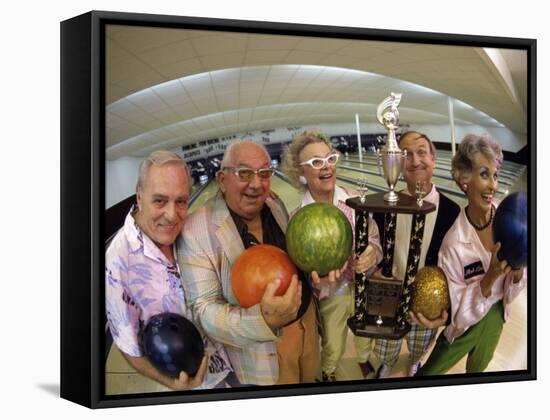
{"left": 373, "top": 324, "right": 437, "bottom": 367}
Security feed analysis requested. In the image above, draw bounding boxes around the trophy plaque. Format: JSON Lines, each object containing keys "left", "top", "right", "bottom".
{"left": 346, "top": 93, "right": 436, "bottom": 340}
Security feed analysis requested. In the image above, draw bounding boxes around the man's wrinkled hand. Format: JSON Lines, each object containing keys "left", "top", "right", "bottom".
{"left": 260, "top": 275, "right": 302, "bottom": 329}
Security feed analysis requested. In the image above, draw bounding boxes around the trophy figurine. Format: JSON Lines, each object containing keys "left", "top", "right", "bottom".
{"left": 415, "top": 180, "right": 427, "bottom": 206}
{"left": 358, "top": 179, "right": 369, "bottom": 203}
{"left": 377, "top": 92, "right": 407, "bottom": 204}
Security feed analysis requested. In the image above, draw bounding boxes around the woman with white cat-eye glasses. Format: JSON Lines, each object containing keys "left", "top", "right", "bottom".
{"left": 281, "top": 129, "right": 383, "bottom": 383}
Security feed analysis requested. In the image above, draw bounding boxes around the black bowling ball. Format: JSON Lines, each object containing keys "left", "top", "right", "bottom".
{"left": 142, "top": 313, "right": 205, "bottom": 378}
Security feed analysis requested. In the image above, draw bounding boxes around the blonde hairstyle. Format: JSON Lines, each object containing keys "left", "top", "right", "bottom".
{"left": 280, "top": 129, "right": 332, "bottom": 189}
{"left": 451, "top": 134, "right": 503, "bottom": 188}
{"left": 137, "top": 150, "right": 191, "bottom": 191}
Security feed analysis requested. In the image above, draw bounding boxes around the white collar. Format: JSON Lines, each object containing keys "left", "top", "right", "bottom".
{"left": 400, "top": 183, "right": 438, "bottom": 202}
{"left": 123, "top": 208, "right": 176, "bottom": 265}
{"left": 301, "top": 185, "right": 349, "bottom": 207}
{"left": 456, "top": 208, "right": 476, "bottom": 244}
{"left": 457, "top": 199, "right": 501, "bottom": 244}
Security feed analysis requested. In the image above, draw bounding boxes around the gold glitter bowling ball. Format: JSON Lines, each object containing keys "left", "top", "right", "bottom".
{"left": 410, "top": 266, "right": 450, "bottom": 320}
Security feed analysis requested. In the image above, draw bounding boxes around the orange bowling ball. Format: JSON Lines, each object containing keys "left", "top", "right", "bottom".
{"left": 231, "top": 244, "right": 297, "bottom": 308}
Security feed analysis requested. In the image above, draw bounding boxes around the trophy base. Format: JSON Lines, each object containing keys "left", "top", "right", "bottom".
{"left": 383, "top": 190, "right": 399, "bottom": 204}
{"left": 347, "top": 316, "right": 411, "bottom": 340}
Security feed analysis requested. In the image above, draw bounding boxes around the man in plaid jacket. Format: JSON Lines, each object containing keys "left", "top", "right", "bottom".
{"left": 178, "top": 140, "right": 303, "bottom": 385}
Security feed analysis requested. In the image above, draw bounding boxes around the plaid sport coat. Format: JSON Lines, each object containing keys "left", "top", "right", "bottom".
{"left": 177, "top": 191, "right": 289, "bottom": 385}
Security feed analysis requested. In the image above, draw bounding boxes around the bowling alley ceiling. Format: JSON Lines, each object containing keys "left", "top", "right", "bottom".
{"left": 106, "top": 25, "right": 528, "bottom": 159}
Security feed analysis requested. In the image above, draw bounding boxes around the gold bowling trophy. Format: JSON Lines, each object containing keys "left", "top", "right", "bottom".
{"left": 346, "top": 93, "right": 436, "bottom": 339}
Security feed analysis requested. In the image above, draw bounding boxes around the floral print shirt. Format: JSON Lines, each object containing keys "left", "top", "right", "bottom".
{"left": 106, "top": 208, "right": 232, "bottom": 388}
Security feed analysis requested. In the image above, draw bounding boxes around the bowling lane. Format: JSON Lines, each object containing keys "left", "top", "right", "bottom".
{"left": 340, "top": 155, "right": 525, "bottom": 204}
{"left": 336, "top": 164, "right": 407, "bottom": 191}
{"left": 189, "top": 179, "right": 219, "bottom": 213}
{"left": 273, "top": 171, "right": 391, "bottom": 211}
{"left": 105, "top": 345, "right": 172, "bottom": 395}
{"left": 188, "top": 176, "right": 306, "bottom": 215}
{"left": 346, "top": 152, "right": 525, "bottom": 181}
{"left": 436, "top": 149, "right": 526, "bottom": 172}
{"left": 274, "top": 169, "right": 414, "bottom": 209}
{"left": 271, "top": 173, "right": 303, "bottom": 212}
{"left": 506, "top": 170, "right": 528, "bottom": 194}
{"left": 353, "top": 149, "right": 525, "bottom": 170}
{"left": 343, "top": 156, "right": 516, "bottom": 187}
{"left": 334, "top": 163, "right": 467, "bottom": 207}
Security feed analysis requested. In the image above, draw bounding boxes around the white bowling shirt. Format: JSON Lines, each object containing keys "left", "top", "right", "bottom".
{"left": 438, "top": 205, "right": 527, "bottom": 343}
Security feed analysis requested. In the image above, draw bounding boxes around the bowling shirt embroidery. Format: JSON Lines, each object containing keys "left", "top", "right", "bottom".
{"left": 199, "top": 336, "right": 232, "bottom": 375}
{"left": 208, "top": 351, "right": 231, "bottom": 374}
{"left": 464, "top": 261, "right": 485, "bottom": 279}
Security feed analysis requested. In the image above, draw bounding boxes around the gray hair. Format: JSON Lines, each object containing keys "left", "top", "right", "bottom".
{"left": 136, "top": 150, "right": 191, "bottom": 191}
{"left": 451, "top": 134, "right": 503, "bottom": 187}
{"left": 220, "top": 139, "right": 270, "bottom": 169}
{"left": 280, "top": 129, "right": 332, "bottom": 189}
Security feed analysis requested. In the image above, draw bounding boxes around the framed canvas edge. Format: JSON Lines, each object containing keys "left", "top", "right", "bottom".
{"left": 60, "top": 9, "right": 537, "bottom": 409}
{"left": 91, "top": 9, "right": 536, "bottom": 47}
{"left": 61, "top": 10, "right": 94, "bottom": 408}
{"left": 94, "top": 370, "right": 535, "bottom": 409}
{"left": 527, "top": 36, "right": 537, "bottom": 381}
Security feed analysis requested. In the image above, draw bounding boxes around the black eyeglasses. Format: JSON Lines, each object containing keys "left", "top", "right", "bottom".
{"left": 223, "top": 167, "right": 275, "bottom": 181}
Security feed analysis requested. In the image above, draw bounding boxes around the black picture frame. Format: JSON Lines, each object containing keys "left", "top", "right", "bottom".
{"left": 60, "top": 10, "right": 536, "bottom": 409}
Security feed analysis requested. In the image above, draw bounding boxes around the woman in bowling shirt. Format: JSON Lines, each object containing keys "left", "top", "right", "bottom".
{"left": 281, "top": 129, "right": 383, "bottom": 382}
{"left": 417, "top": 134, "right": 526, "bottom": 375}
